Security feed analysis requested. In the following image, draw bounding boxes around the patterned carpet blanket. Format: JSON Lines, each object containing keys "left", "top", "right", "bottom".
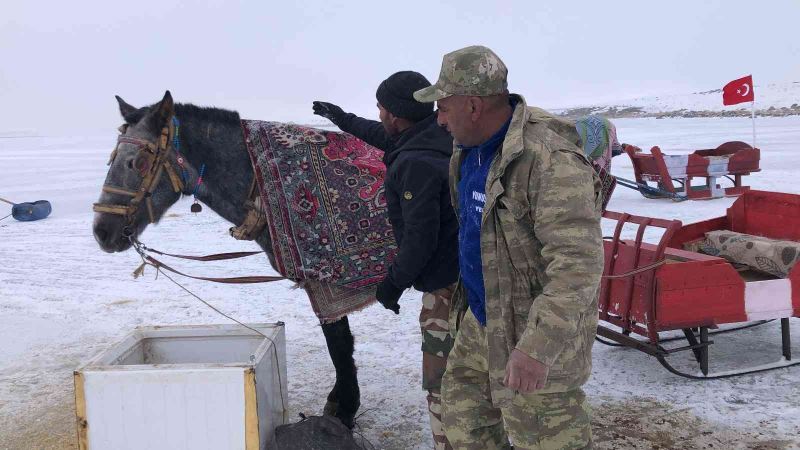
{"left": 242, "top": 120, "right": 397, "bottom": 322}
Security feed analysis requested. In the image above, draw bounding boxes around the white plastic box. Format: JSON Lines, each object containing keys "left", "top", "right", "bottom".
{"left": 74, "top": 323, "right": 288, "bottom": 450}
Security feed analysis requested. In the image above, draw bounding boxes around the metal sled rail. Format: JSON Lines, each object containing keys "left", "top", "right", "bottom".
{"left": 598, "top": 319, "right": 796, "bottom": 379}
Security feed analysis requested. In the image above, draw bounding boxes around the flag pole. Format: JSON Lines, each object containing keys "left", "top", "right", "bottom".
{"left": 751, "top": 100, "right": 756, "bottom": 149}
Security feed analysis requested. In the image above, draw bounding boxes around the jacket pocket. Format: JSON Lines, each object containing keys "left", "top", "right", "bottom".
{"left": 497, "top": 195, "right": 527, "bottom": 220}
{"left": 496, "top": 195, "right": 537, "bottom": 273}
{"left": 547, "top": 312, "right": 587, "bottom": 380}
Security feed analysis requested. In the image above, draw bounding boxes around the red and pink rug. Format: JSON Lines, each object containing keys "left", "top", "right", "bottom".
{"left": 242, "top": 120, "right": 397, "bottom": 322}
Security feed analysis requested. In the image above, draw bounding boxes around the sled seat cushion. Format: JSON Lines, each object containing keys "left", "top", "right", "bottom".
{"left": 697, "top": 230, "right": 800, "bottom": 278}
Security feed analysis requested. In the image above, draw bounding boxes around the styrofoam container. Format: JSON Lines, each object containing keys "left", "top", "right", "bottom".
{"left": 74, "top": 323, "right": 288, "bottom": 450}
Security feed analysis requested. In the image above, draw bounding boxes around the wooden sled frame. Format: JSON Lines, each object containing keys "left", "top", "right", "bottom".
{"left": 598, "top": 191, "right": 800, "bottom": 378}
{"left": 623, "top": 141, "right": 760, "bottom": 200}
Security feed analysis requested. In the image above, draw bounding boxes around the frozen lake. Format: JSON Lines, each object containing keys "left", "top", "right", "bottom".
{"left": 1, "top": 116, "right": 799, "bottom": 449}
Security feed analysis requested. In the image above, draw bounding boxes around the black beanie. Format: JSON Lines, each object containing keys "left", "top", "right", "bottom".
{"left": 376, "top": 71, "right": 434, "bottom": 122}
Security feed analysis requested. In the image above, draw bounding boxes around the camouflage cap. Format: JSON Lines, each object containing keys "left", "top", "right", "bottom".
{"left": 413, "top": 45, "right": 508, "bottom": 102}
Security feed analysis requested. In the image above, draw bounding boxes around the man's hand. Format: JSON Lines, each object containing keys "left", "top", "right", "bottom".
{"left": 504, "top": 349, "right": 549, "bottom": 394}
{"left": 375, "top": 278, "right": 403, "bottom": 314}
{"left": 312, "top": 101, "right": 345, "bottom": 123}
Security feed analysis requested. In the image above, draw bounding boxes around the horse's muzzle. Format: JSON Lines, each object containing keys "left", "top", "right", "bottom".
{"left": 93, "top": 216, "right": 134, "bottom": 253}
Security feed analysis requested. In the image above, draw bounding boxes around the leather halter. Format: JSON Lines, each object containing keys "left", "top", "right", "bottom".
{"left": 93, "top": 119, "right": 185, "bottom": 231}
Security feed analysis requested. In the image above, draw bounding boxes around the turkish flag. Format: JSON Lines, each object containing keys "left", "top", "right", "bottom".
{"left": 722, "top": 75, "right": 755, "bottom": 106}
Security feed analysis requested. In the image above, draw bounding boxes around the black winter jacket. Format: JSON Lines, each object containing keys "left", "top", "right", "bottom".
{"left": 335, "top": 112, "right": 459, "bottom": 292}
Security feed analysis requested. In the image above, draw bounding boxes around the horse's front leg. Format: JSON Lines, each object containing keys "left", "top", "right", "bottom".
{"left": 321, "top": 316, "right": 360, "bottom": 429}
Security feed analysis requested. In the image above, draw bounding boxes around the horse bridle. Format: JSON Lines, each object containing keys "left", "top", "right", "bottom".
{"left": 93, "top": 119, "right": 186, "bottom": 234}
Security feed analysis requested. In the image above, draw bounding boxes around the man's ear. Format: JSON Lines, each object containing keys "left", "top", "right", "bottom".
{"left": 468, "top": 97, "right": 483, "bottom": 121}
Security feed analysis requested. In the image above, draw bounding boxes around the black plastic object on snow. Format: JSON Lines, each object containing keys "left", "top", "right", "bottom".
{"left": 614, "top": 177, "right": 688, "bottom": 202}
{"left": 275, "top": 415, "right": 371, "bottom": 450}
{"left": 0, "top": 196, "right": 53, "bottom": 221}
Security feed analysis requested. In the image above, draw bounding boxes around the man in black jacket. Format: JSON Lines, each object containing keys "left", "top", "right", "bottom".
{"left": 313, "top": 71, "right": 458, "bottom": 450}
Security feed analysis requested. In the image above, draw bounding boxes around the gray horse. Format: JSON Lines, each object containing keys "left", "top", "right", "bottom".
{"left": 92, "top": 91, "right": 361, "bottom": 428}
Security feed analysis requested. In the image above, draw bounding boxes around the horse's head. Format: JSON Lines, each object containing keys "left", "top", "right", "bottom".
{"left": 93, "top": 91, "right": 186, "bottom": 252}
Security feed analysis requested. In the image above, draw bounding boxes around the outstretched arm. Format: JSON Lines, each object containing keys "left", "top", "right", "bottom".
{"left": 313, "top": 101, "right": 394, "bottom": 151}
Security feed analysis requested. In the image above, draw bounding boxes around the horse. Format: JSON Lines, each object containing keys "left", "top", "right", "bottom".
{"left": 92, "top": 90, "right": 361, "bottom": 428}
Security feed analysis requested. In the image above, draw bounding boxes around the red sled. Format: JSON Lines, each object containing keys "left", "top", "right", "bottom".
{"left": 623, "top": 141, "right": 760, "bottom": 200}
{"left": 598, "top": 190, "right": 799, "bottom": 378}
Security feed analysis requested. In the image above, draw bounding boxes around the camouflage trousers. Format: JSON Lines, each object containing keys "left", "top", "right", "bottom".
{"left": 441, "top": 310, "right": 592, "bottom": 450}
{"left": 421, "top": 286, "right": 456, "bottom": 450}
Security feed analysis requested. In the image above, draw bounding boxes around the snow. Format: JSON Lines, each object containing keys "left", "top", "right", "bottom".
{"left": 2, "top": 117, "right": 800, "bottom": 449}
{"left": 552, "top": 81, "right": 800, "bottom": 115}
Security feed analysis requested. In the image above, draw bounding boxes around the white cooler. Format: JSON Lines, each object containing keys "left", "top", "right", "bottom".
{"left": 74, "top": 323, "right": 288, "bottom": 450}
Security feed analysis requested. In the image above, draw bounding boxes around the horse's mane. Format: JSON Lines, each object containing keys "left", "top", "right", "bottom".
{"left": 174, "top": 103, "right": 241, "bottom": 126}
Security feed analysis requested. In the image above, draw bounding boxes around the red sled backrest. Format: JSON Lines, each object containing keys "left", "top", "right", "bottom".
{"left": 728, "top": 190, "right": 800, "bottom": 242}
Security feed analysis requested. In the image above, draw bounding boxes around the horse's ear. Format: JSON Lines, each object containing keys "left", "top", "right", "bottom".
{"left": 155, "top": 90, "right": 174, "bottom": 123}
{"left": 142, "top": 91, "right": 174, "bottom": 131}
{"left": 116, "top": 95, "right": 142, "bottom": 124}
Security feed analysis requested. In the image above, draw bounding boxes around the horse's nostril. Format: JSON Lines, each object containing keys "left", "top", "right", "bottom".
{"left": 94, "top": 227, "right": 109, "bottom": 244}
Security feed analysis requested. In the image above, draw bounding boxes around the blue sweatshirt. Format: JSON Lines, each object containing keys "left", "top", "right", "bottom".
{"left": 457, "top": 116, "right": 512, "bottom": 326}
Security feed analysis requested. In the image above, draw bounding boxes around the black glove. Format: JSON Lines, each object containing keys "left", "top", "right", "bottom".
{"left": 375, "top": 278, "right": 403, "bottom": 314}
{"left": 312, "top": 101, "right": 346, "bottom": 124}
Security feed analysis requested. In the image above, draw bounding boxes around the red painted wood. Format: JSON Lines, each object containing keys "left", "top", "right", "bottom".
{"left": 727, "top": 148, "right": 760, "bottom": 173}
{"left": 685, "top": 152, "right": 712, "bottom": 177}
{"left": 601, "top": 190, "right": 800, "bottom": 343}
{"left": 668, "top": 216, "right": 729, "bottom": 248}
{"left": 723, "top": 186, "right": 750, "bottom": 197}
{"left": 650, "top": 146, "right": 678, "bottom": 193}
{"left": 696, "top": 141, "right": 751, "bottom": 157}
{"left": 737, "top": 191, "right": 800, "bottom": 241}
{"left": 606, "top": 243, "right": 638, "bottom": 319}
{"left": 655, "top": 263, "right": 747, "bottom": 329}
{"left": 623, "top": 142, "right": 760, "bottom": 200}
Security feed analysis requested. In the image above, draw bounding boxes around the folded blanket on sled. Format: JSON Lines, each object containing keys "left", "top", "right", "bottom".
{"left": 698, "top": 230, "right": 800, "bottom": 278}
{"left": 242, "top": 120, "right": 397, "bottom": 322}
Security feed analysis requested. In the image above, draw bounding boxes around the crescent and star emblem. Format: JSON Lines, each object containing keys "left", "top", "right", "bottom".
{"left": 738, "top": 83, "right": 751, "bottom": 96}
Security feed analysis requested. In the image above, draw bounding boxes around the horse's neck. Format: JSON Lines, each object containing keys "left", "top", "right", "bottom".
{"left": 177, "top": 112, "right": 252, "bottom": 227}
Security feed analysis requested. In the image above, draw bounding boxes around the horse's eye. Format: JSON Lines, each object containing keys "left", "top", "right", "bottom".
{"left": 134, "top": 153, "right": 152, "bottom": 174}
{"left": 127, "top": 159, "right": 135, "bottom": 169}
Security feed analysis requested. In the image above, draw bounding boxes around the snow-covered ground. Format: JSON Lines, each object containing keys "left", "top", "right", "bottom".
{"left": 1, "top": 116, "right": 799, "bottom": 450}
{"left": 552, "top": 81, "right": 800, "bottom": 116}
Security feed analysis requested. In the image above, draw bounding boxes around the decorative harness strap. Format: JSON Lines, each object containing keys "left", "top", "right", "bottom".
{"left": 93, "top": 120, "right": 185, "bottom": 229}
{"left": 95, "top": 118, "right": 280, "bottom": 284}
{"left": 229, "top": 176, "right": 268, "bottom": 241}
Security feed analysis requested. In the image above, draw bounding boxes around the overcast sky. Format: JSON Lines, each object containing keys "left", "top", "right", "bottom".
{"left": 2, "top": 0, "right": 799, "bottom": 133}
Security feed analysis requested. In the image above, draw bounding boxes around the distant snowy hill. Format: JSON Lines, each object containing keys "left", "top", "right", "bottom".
{"left": 0, "top": 129, "right": 41, "bottom": 138}
{"left": 553, "top": 81, "right": 800, "bottom": 118}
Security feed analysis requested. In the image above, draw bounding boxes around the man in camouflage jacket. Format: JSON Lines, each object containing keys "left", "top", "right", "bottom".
{"left": 414, "top": 46, "right": 604, "bottom": 449}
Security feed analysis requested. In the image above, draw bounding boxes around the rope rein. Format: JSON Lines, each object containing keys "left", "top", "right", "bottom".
{"left": 601, "top": 259, "right": 667, "bottom": 279}
{"left": 130, "top": 237, "right": 283, "bottom": 283}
